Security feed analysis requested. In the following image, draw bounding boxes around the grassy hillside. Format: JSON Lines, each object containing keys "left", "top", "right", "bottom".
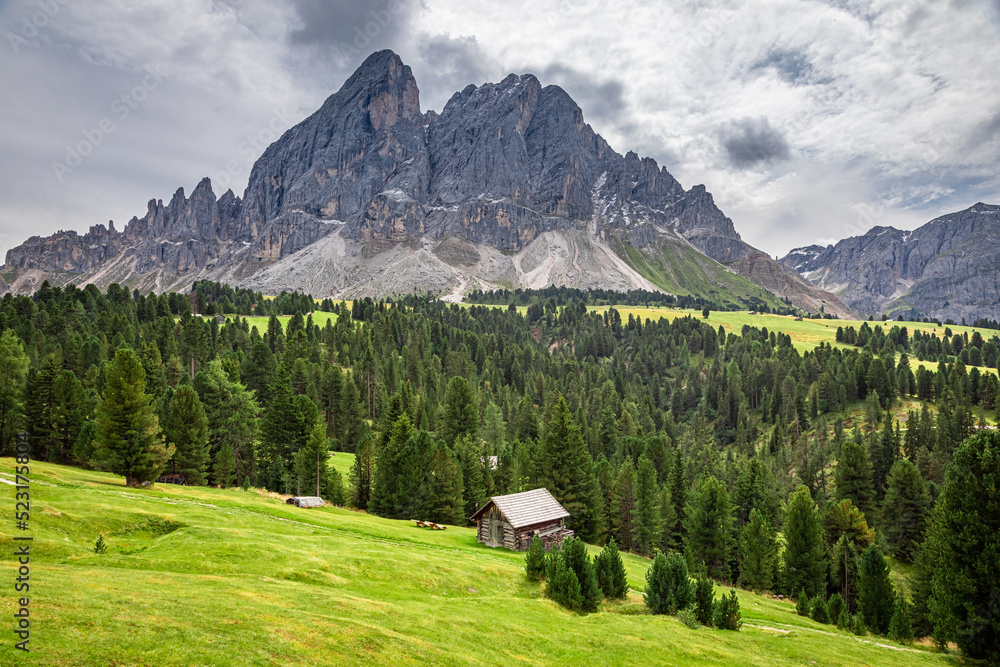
{"left": 0, "top": 460, "right": 953, "bottom": 666}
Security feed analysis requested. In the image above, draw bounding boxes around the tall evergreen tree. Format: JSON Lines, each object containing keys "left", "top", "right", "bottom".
{"left": 858, "top": 545, "right": 895, "bottom": 636}
{"left": 926, "top": 431, "right": 1000, "bottom": 661}
{"left": 94, "top": 347, "right": 173, "bottom": 486}
{"left": 349, "top": 434, "right": 375, "bottom": 509}
{"left": 684, "top": 475, "right": 734, "bottom": 581}
{"left": 612, "top": 460, "right": 637, "bottom": 552}
{"left": 0, "top": 329, "right": 29, "bottom": 456}
{"left": 163, "top": 384, "right": 210, "bottom": 485}
{"left": 633, "top": 455, "right": 662, "bottom": 556}
{"left": 835, "top": 440, "right": 876, "bottom": 521}
{"left": 881, "top": 459, "right": 931, "bottom": 561}
{"left": 536, "top": 395, "right": 601, "bottom": 542}
{"left": 738, "top": 508, "right": 778, "bottom": 591}
{"left": 440, "top": 376, "right": 478, "bottom": 447}
{"left": 369, "top": 414, "right": 417, "bottom": 518}
{"left": 593, "top": 537, "right": 629, "bottom": 599}
{"left": 783, "top": 484, "right": 827, "bottom": 598}
{"left": 295, "top": 421, "right": 329, "bottom": 497}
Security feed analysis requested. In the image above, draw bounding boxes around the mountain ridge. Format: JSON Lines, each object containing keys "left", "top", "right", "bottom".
{"left": 779, "top": 202, "right": 1000, "bottom": 321}
{"left": 2, "top": 50, "right": 851, "bottom": 316}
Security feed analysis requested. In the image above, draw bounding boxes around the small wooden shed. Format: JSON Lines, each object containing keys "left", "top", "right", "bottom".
{"left": 470, "top": 488, "right": 573, "bottom": 551}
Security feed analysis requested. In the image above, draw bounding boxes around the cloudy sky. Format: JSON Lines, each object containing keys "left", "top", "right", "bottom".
{"left": 1, "top": 0, "right": 999, "bottom": 260}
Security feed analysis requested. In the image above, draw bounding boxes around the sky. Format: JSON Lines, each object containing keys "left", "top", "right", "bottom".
{"left": 1, "top": 0, "right": 999, "bottom": 260}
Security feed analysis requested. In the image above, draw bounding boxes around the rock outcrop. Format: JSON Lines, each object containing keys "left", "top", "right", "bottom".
{"left": 780, "top": 203, "right": 1000, "bottom": 321}
{"left": 1, "top": 50, "right": 850, "bottom": 316}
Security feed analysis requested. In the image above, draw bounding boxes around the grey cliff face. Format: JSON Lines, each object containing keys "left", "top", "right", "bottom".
{"left": 1, "top": 50, "right": 850, "bottom": 316}
{"left": 780, "top": 203, "right": 1000, "bottom": 321}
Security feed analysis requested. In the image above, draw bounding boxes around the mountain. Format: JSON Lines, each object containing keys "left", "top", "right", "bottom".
{"left": 1, "top": 50, "right": 850, "bottom": 316}
{"left": 779, "top": 203, "right": 1000, "bottom": 322}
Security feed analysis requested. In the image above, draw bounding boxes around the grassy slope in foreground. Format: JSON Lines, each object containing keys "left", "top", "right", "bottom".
{"left": 0, "top": 461, "right": 950, "bottom": 666}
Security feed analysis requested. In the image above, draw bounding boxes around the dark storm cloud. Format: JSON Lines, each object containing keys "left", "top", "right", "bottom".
{"left": 289, "top": 0, "right": 416, "bottom": 56}
{"left": 750, "top": 48, "right": 816, "bottom": 85}
{"left": 413, "top": 34, "right": 495, "bottom": 111}
{"left": 533, "top": 63, "right": 627, "bottom": 125}
{"left": 720, "top": 117, "right": 791, "bottom": 169}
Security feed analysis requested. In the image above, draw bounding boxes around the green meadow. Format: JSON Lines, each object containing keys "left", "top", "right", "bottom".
{"left": 0, "top": 460, "right": 954, "bottom": 666}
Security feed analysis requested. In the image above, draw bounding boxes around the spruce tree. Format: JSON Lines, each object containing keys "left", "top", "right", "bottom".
{"left": 783, "top": 485, "right": 827, "bottom": 598}
{"left": 828, "top": 593, "right": 845, "bottom": 625}
{"left": 810, "top": 596, "right": 831, "bottom": 624}
{"left": 349, "top": 434, "right": 375, "bottom": 509}
{"left": 295, "top": 421, "right": 329, "bottom": 497}
{"left": 858, "top": 545, "right": 895, "bottom": 635}
{"left": 738, "top": 508, "right": 777, "bottom": 591}
{"left": 163, "top": 384, "right": 210, "bottom": 485}
{"left": 421, "top": 440, "right": 464, "bottom": 525}
{"left": 454, "top": 434, "right": 487, "bottom": 523}
{"left": 369, "top": 414, "right": 416, "bottom": 518}
{"left": 888, "top": 594, "right": 913, "bottom": 643}
{"left": 713, "top": 590, "right": 742, "bottom": 630}
{"left": 881, "top": 458, "right": 931, "bottom": 561}
{"left": 94, "top": 347, "right": 173, "bottom": 486}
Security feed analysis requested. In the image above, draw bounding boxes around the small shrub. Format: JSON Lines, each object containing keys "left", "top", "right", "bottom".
{"left": 525, "top": 535, "right": 546, "bottom": 582}
{"left": 852, "top": 612, "right": 867, "bottom": 636}
{"left": 242, "top": 475, "right": 251, "bottom": 492}
{"left": 887, "top": 596, "right": 913, "bottom": 643}
{"left": 713, "top": 589, "right": 742, "bottom": 630}
{"left": 694, "top": 578, "right": 714, "bottom": 626}
{"left": 644, "top": 551, "right": 694, "bottom": 615}
{"left": 93, "top": 535, "right": 107, "bottom": 554}
{"left": 827, "top": 593, "right": 845, "bottom": 626}
{"left": 810, "top": 597, "right": 831, "bottom": 624}
{"left": 678, "top": 608, "right": 701, "bottom": 629}
{"left": 594, "top": 538, "right": 629, "bottom": 600}
{"left": 796, "top": 588, "right": 810, "bottom": 616}
{"left": 837, "top": 605, "right": 852, "bottom": 630}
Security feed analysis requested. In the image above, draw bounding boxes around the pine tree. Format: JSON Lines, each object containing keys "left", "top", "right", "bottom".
{"left": 593, "top": 538, "right": 629, "bottom": 600}
{"left": 349, "top": 434, "right": 375, "bottom": 509}
{"left": 888, "top": 594, "right": 913, "bottom": 643}
{"left": 440, "top": 376, "right": 479, "bottom": 447}
{"left": 738, "top": 508, "right": 777, "bottom": 591}
{"left": 926, "top": 431, "right": 1000, "bottom": 660}
{"left": 668, "top": 447, "right": 687, "bottom": 545}
{"left": 810, "top": 596, "right": 831, "bottom": 624}
{"left": 326, "top": 467, "right": 346, "bottom": 505}
{"left": 683, "top": 475, "right": 734, "bottom": 581}
{"left": 612, "top": 460, "right": 637, "bottom": 552}
{"left": 835, "top": 441, "right": 876, "bottom": 521}
{"left": 713, "top": 590, "right": 742, "bottom": 630}
{"left": 295, "top": 421, "right": 329, "bottom": 497}
{"left": 632, "top": 455, "right": 662, "bottom": 556}
{"left": 871, "top": 412, "right": 899, "bottom": 499}
{"left": 454, "top": 434, "right": 487, "bottom": 523}
{"left": 828, "top": 593, "right": 846, "bottom": 625}
{"left": 783, "top": 485, "right": 827, "bottom": 598}
{"left": 536, "top": 395, "right": 601, "bottom": 542}
{"left": 561, "top": 537, "right": 601, "bottom": 612}
{"left": 525, "top": 535, "right": 546, "bottom": 582}
{"left": 858, "top": 545, "right": 895, "bottom": 635}
{"left": 796, "top": 589, "right": 810, "bottom": 616}
{"left": 694, "top": 577, "right": 714, "bottom": 625}
{"left": 213, "top": 444, "right": 236, "bottom": 487}
{"left": 94, "top": 347, "right": 173, "bottom": 486}
{"left": 0, "top": 330, "right": 29, "bottom": 457}
{"left": 644, "top": 551, "right": 694, "bottom": 615}
{"left": 163, "top": 384, "right": 210, "bottom": 485}
{"left": 837, "top": 605, "right": 852, "bottom": 630}
{"left": 881, "top": 459, "right": 931, "bottom": 561}
{"left": 369, "top": 414, "right": 417, "bottom": 518}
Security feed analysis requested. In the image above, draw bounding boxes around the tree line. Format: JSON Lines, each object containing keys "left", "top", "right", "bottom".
{"left": 0, "top": 280, "right": 995, "bottom": 660}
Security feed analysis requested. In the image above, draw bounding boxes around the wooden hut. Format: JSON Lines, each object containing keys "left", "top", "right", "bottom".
{"left": 470, "top": 488, "right": 573, "bottom": 551}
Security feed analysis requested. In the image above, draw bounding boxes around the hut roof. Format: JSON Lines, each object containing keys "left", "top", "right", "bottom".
{"left": 470, "top": 488, "right": 569, "bottom": 528}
